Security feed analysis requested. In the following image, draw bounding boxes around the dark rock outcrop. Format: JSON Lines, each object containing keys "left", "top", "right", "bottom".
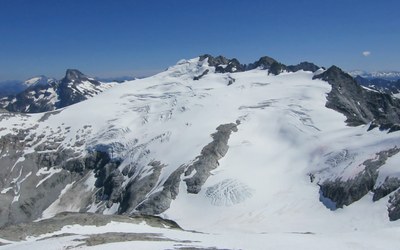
{"left": 388, "top": 189, "right": 400, "bottom": 221}
{"left": 287, "top": 62, "right": 320, "bottom": 73}
{"left": 119, "top": 161, "right": 166, "bottom": 214}
{"left": 136, "top": 165, "right": 185, "bottom": 214}
{"left": 193, "top": 69, "right": 209, "bottom": 81}
{"left": 268, "top": 62, "right": 287, "bottom": 75}
{"left": 0, "top": 212, "right": 181, "bottom": 241}
{"left": 121, "top": 122, "right": 239, "bottom": 215}
{"left": 0, "top": 132, "right": 78, "bottom": 227}
{"left": 246, "top": 56, "right": 278, "bottom": 70}
{"left": 199, "top": 54, "right": 245, "bottom": 73}
{"left": 313, "top": 66, "right": 400, "bottom": 130}
{"left": 57, "top": 69, "right": 102, "bottom": 108}
{"left": 0, "top": 126, "right": 122, "bottom": 227}
{"left": 184, "top": 123, "right": 238, "bottom": 194}
{"left": 373, "top": 177, "right": 400, "bottom": 201}
{"left": 199, "top": 54, "right": 320, "bottom": 76}
{"left": 319, "top": 147, "right": 400, "bottom": 209}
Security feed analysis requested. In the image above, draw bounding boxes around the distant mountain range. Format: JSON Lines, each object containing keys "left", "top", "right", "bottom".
{"left": 0, "top": 75, "right": 134, "bottom": 98}
{"left": 347, "top": 71, "right": 400, "bottom": 98}
{"left": 348, "top": 70, "right": 400, "bottom": 80}
{"left": 0, "top": 69, "right": 115, "bottom": 113}
{"left": 0, "top": 76, "right": 57, "bottom": 98}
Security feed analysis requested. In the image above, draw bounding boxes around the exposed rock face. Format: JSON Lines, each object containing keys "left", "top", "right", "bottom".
{"left": 199, "top": 54, "right": 321, "bottom": 76}
{"left": 184, "top": 123, "right": 238, "bottom": 194}
{"left": 121, "top": 123, "right": 239, "bottom": 214}
{"left": 319, "top": 147, "right": 400, "bottom": 209}
{"left": 373, "top": 177, "right": 400, "bottom": 201}
{"left": 287, "top": 62, "right": 321, "bottom": 73}
{"left": 135, "top": 165, "right": 185, "bottom": 214}
{"left": 0, "top": 212, "right": 181, "bottom": 241}
{"left": 247, "top": 57, "right": 320, "bottom": 75}
{"left": 0, "top": 69, "right": 110, "bottom": 113}
{"left": 388, "top": 189, "right": 400, "bottom": 221}
{"left": 0, "top": 119, "right": 124, "bottom": 227}
{"left": 314, "top": 66, "right": 400, "bottom": 130}
{"left": 193, "top": 69, "right": 209, "bottom": 81}
{"left": 119, "top": 160, "right": 166, "bottom": 214}
{"left": 0, "top": 131, "right": 76, "bottom": 227}
{"left": 57, "top": 69, "right": 103, "bottom": 108}
{"left": 199, "top": 54, "right": 245, "bottom": 73}
{"left": 268, "top": 62, "right": 287, "bottom": 75}
{"left": 246, "top": 56, "right": 278, "bottom": 70}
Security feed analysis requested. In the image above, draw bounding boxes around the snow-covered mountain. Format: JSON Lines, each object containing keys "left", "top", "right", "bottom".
{"left": 0, "top": 76, "right": 57, "bottom": 98}
{"left": 1, "top": 55, "right": 400, "bottom": 249}
{"left": 0, "top": 69, "right": 115, "bottom": 113}
{"left": 23, "top": 75, "right": 57, "bottom": 88}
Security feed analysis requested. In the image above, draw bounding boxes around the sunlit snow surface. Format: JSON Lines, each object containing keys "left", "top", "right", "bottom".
{"left": 1, "top": 57, "right": 400, "bottom": 249}
{"left": 1, "top": 220, "right": 400, "bottom": 250}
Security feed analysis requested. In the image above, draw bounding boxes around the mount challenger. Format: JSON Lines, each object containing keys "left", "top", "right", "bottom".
{"left": 1, "top": 55, "right": 400, "bottom": 249}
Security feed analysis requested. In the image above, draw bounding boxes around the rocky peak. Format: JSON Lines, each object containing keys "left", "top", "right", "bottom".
{"left": 0, "top": 69, "right": 110, "bottom": 113}
{"left": 199, "top": 54, "right": 229, "bottom": 66}
{"left": 287, "top": 61, "right": 320, "bottom": 73}
{"left": 199, "top": 54, "right": 321, "bottom": 76}
{"left": 314, "top": 65, "right": 400, "bottom": 130}
{"left": 62, "top": 69, "right": 101, "bottom": 86}
{"left": 245, "top": 56, "right": 289, "bottom": 75}
{"left": 247, "top": 56, "right": 278, "bottom": 70}
{"left": 316, "top": 66, "right": 354, "bottom": 82}
{"left": 199, "top": 54, "right": 245, "bottom": 73}
{"left": 314, "top": 66, "right": 364, "bottom": 95}
{"left": 65, "top": 69, "right": 86, "bottom": 81}
{"left": 24, "top": 75, "right": 56, "bottom": 87}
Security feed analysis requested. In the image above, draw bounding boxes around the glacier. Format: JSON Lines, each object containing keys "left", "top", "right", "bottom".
{"left": 0, "top": 56, "right": 400, "bottom": 249}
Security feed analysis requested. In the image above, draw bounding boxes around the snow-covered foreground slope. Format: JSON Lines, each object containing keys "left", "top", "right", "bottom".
{"left": 1, "top": 213, "right": 399, "bottom": 250}
{"left": 1, "top": 57, "right": 400, "bottom": 249}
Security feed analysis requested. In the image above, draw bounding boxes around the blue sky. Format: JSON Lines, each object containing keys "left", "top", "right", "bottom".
{"left": 0, "top": 0, "right": 399, "bottom": 81}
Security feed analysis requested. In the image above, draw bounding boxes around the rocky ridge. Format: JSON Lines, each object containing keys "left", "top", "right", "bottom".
{"left": 313, "top": 66, "right": 400, "bottom": 131}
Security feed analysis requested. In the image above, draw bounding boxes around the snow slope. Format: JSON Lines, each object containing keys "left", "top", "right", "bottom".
{"left": 1, "top": 57, "right": 400, "bottom": 248}
{"left": 2, "top": 217, "right": 400, "bottom": 250}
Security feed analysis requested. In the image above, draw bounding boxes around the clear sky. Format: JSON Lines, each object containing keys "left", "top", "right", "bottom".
{"left": 0, "top": 0, "right": 399, "bottom": 81}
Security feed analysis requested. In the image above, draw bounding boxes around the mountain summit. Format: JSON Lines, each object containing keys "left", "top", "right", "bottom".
{"left": 0, "top": 69, "right": 113, "bottom": 113}
{"left": 63, "top": 69, "right": 100, "bottom": 85}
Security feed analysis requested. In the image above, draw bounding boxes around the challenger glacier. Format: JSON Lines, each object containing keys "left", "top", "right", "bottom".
{"left": 0, "top": 55, "right": 400, "bottom": 249}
